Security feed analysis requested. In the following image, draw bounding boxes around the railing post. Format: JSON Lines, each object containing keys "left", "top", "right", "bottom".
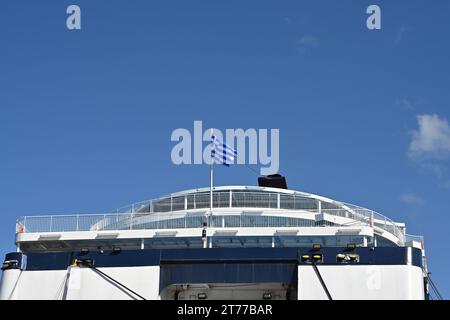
{"left": 76, "top": 215, "right": 79, "bottom": 231}
{"left": 23, "top": 216, "right": 27, "bottom": 233}
{"left": 277, "top": 193, "right": 280, "bottom": 209}
{"left": 130, "top": 213, "right": 133, "bottom": 230}
{"left": 50, "top": 216, "right": 53, "bottom": 232}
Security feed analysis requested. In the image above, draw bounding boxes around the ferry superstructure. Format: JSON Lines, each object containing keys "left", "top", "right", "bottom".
{"left": 0, "top": 184, "right": 429, "bottom": 300}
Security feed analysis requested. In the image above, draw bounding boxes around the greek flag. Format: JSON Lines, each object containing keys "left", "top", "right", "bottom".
{"left": 211, "top": 135, "right": 237, "bottom": 166}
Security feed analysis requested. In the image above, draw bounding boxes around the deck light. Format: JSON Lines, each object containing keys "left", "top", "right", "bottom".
{"left": 112, "top": 247, "right": 121, "bottom": 254}
{"left": 197, "top": 293, "right": 207, "bottom": 300}
{"left": 263, "top": 292, "right": 272, "bottom": 300}
{"left": 349, "top": 254, "right": 359, "bottom": 262}
{"left": 312, "top": 244, "right": 321, "bottom": 250}
{"left": 347, "top": 243, "right": 357, "bottom": 250}
{"left": 337, "top": 253, "right": 359, "bottom": 263}
{"left": 1, "top": 260, "right": 18, "bottom": 271}
{"left": 80, "top": 248, "right": 89, "bottom": 255}
{"left": 336, "top": 254, "right": 346, "bottom": 262}
{"left": 1, "top": 262, "right": 11, "bottom": 271}
{"left": 73, "top": 258, "right": 94, "bottom": 267}
{"left": 301, "top": 254, "right": 323, "bottom": 263}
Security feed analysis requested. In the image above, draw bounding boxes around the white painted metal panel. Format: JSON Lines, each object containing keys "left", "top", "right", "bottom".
{"left": 298, "top": 265, "right": 424, "bottom": 300}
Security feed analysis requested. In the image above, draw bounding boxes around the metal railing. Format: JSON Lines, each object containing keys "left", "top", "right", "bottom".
{"left": 342, "top": 203, "right": 405, "bottom": 241}
{"left": 16, "top": 189, "right": 407, "bottom": 244}
{"left": 16, "top": 214, "right": 319, "bottom": 233}
{"left": 405, "top": 234, "right": 424, "bottom": 244}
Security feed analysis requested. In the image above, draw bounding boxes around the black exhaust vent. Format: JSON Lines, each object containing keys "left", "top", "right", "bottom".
{"left": 258, "top": 174, "right": 288, "bottom": 189}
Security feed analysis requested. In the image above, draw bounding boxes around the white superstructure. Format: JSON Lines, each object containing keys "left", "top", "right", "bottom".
{"left": 1, "top": 186, "right": 429, "bottom": 300}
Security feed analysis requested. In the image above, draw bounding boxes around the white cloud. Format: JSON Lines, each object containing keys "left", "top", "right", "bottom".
{"left": 400, "top": 192, "right": 425, "bottom": 206}
{"left": 408, "top": 114, "right": 450, "bottom": 159}
{"left": 395, "top": 25, "right": 407, "bottom": 44}
{"left": 395, "top": 98, "right": 414, "bottom": 110}
{"left": 298, "top": 36, "right": 318, "bottom": 46}
{"left": 296, "top": 36, "right": 318, "bottom": 54}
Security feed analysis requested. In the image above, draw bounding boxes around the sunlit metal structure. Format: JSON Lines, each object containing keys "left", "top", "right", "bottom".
{"left": 1, "top": 186, "right": 429, "bottom": 300}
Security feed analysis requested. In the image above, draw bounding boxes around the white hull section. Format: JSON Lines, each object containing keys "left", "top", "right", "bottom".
{"left": 297, "top": 265, "right": 424, "bottom": 300}
{"left": 1, "top": 265, "right": 424, "bottom": 300}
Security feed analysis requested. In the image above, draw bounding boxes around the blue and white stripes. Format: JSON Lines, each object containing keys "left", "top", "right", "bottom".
{"left": 211, "top": 135, "right": 237, "bottom": 166}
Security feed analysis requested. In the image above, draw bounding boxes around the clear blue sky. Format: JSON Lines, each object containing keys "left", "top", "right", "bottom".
{"left": 1, "top": 1, "right": 449, "bottom": 298}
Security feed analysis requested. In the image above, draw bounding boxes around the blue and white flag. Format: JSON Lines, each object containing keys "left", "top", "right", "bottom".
{"left": 211, "top": 134, "right": 237, "bottom": 166}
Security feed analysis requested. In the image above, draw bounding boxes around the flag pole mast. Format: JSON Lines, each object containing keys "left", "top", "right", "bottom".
{"left": 210, "top": 128, "right": 214, "bottom": 217}
{"left": 209, "top": 129, "right": 214, "bottom": 214}
{"left": 210, "top": 159, "right": 213, "bottom": 215}
{"left": 204, "top": 129, "right": 214, "bottom": 249}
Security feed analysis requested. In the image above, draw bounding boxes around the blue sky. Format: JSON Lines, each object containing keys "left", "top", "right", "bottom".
{"left": 1, "top": 1, "right": 449, "bottom": 297}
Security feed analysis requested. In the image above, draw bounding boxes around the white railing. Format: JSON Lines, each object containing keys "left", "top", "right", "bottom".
{"left": 405, "top": 234, "right": 424, "bottom": 244}
{"left": 341, "top": 203, "right": 405, "bottom": 242}
{"left": 15, "top": 189, "right": 408, "bottom": 244}
{"left": 16, "top": 213, "right": 318, "bottom": 233}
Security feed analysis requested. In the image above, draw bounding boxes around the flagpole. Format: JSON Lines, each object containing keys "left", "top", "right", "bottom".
{"left": 204, "top": 129, "right": 214, "bottom": 249}
{"left": 210, "top": 160, "right": 213, "bottom": 215}
{"left": 210, "top": 128, "right": 214, "bottom": 217}
{"left": 202, "top": 160, "right": 212, "bottom": 249}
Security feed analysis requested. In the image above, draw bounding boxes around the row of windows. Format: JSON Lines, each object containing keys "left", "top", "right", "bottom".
{"left": 145, "top": 192, "right": 325, "bottom": 213}
{"left": 132, "top": 215, "right": 318, "bottom": 230}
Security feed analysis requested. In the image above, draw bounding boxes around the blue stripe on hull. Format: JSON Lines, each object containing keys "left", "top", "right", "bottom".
{"left": 4, "top": 247, "right": 423, "bottom": 271}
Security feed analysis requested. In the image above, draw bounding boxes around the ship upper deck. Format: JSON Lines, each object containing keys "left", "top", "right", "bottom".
{"left": 14, "top": 186, "right": 425, "bottom": 253}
